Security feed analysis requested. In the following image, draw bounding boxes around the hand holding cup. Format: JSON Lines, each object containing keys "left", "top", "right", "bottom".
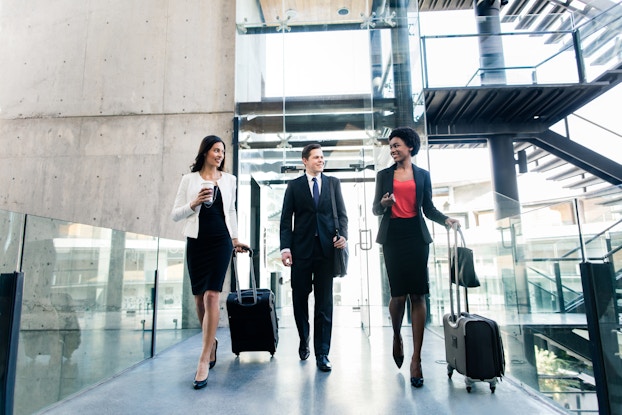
{"left": 201, "top": 181, "right": 215, "bottom": 207}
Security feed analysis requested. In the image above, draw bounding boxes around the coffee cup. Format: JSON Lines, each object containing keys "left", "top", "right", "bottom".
{"left": 201, "top": 181, "right": 215, "bottom": 207}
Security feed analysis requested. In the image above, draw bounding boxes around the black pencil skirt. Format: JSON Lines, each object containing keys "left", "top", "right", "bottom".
{"left": 382, "top": 217, "right": 430, "bottom": 297}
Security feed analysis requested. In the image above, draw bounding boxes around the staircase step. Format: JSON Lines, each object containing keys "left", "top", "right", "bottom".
{"left": 563, "top": 175, "right": 605, "bottom": 189}
{"left": 513, "top": 142, "right": 533, "bottom": 152}
{"left": 531, "top": 157, "right": 567, "bottom": 172}
{"left": 547, "top": 167, "right": 583, "bottom": 181}
{"left": 600, "top": 196, "right": 622, "bottom": 206}
{"left": 527, "top": 147, "right": 548, "bottom": 163}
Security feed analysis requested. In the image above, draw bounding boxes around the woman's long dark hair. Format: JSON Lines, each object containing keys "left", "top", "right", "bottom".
{"left": 190, "top": 135, "right": 226, "bottom": 172}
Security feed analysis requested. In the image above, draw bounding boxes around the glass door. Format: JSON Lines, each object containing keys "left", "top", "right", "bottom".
{"left": 238, "top": 152, "right": 379, "bottom": 333}
{"left": 233, "top": 0, "right": 415, "bottom": 334}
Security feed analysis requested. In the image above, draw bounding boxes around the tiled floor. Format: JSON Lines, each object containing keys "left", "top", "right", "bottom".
{"left": 38, "top": 321, "right": 568, "bottom": 415}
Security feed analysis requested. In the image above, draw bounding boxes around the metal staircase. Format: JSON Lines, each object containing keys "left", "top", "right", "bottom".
{"left": 422, "top": 0, "right": 622, "bottom": 197}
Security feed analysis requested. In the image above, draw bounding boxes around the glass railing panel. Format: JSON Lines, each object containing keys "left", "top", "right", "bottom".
{"left": 0, "top": 209, "right": 25, "bottom": 274}
{"left": 155, "top": 237, "right": 200, "bottom": 354}
{"left": 426, "top": 190, "right": 601, "bottom": 412}
{"left": 515, "top": 200, "right": 584, "bottom": 313}
{"left": 577, "top": 185, "right": 622, "bottom": 274}
{"left": 576, "top": 3, "right": 622, "bottom": 83}
{"left": 421, "top": 29, "right": 581, "bottom": 88}
{"left": 576, "top": 182, "right": 622, "bottom": 415}
{"left": 420, "top": 2, "right": 622, "bottom": 89}
{"left": 14, "top": 216, "right": 157, "bottom": 415}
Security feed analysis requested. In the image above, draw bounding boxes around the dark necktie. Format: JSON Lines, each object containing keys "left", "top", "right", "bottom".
{"left": 312, "top": 177, "right": 319, "bottom": 207}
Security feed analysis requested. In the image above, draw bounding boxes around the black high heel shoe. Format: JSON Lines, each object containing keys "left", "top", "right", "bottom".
{"left": 410, "top": 377, "right": 424, "bottom": 388}
{"left": 410, "top": 361, "right": 424, "bottom": 388}
{"left": 193, "top": 373, "right": 208, "bottom": 390}
{"left": 209, "top": 338, "right": 218, "bottom": 369}
{"left": 392, "top": 335, "right": 404, "bottom": 369}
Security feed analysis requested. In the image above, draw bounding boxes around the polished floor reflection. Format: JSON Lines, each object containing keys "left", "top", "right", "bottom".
{"left": 38, "top": 315, "right": 568, "bottom": 415}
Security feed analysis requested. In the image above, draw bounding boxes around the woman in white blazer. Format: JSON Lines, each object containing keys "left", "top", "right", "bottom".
{"left": 171, "top": 135, "right": 248, "bottom": 390}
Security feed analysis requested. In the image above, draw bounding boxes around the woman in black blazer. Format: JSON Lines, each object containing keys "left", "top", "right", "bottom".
{"left": 372, "top": 127, "right": 459, "bottom": 388}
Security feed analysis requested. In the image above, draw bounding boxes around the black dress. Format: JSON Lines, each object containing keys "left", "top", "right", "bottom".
{"left": 186, "top": 187, "right": 233, "bottom": 295}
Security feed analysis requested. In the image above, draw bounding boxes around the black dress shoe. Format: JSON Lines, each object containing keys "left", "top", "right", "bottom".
{"left": 298, "top": 340, "right": 310, "bottom": 360}
{"left": 316, "top": 354, "right": 332, "bottom": 372}
{"left": 209, "top": 338, "right": 218, "bottom": 369}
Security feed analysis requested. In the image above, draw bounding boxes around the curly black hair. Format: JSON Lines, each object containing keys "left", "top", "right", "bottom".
{"left": 388, "top": 127, "right": 421, "bottom": 156}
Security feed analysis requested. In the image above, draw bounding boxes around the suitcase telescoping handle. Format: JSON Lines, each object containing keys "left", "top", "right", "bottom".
{"left": 232, "top": 248, "right": 258, "bottom": 305}
{"left": 447, "top": 223, "right": 462, "bottom": 325}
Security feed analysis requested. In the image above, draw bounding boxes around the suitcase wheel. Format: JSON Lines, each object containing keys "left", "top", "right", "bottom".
{"left": 465, "top": 377, "right": 474, "bottom": 392}
{"left": 446, "top": 364, "right": 454, "bottom": 379}
{"left": 489, "top": 378, "right": 497, "bottom": 393}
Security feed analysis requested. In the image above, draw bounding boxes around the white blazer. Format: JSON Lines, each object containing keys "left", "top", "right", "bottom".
{"left": 170, "top": 171, "right": 239, "bottom": 239}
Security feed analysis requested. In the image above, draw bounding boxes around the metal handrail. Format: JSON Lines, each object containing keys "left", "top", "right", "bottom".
{"left": 560, "top": 218, "right": 622, "bottom": 258}
{"left": 526, "top": 265, "right": 582, "bottom": 297}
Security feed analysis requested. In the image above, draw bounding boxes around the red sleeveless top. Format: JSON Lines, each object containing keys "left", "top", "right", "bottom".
{"left": 391, "top": 179, "right": 417, "bottom": 219}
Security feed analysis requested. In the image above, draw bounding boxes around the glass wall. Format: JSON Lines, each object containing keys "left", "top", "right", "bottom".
{"left": 0, "top": 210, "right": 196, "bottom": 415}
{"left": 0, "top": 210, "right": 25, "bottom": 274}
{"left": 235, "top": 0, "right": 425, "bottom": 335}
{"left": 425, "top": 187, "right": 622, "bottom": 414}
{"left": 233, "top": 2, "right": 621, "bottom": 412}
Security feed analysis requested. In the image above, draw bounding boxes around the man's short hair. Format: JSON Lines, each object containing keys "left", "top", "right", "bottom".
{"left": 302, "top": 143, "right": 322, "bottom": 160}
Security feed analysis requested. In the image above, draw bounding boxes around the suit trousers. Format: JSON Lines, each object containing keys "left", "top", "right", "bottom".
{"left": 291, "top": 236, "right": 334, "bottom": 356}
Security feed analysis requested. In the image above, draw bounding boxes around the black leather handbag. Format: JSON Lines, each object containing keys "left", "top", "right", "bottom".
{"left": 450, "top": 227, "right": 480, "bottom": 288}
{"left": 329, "top": 178, "right": 348, "bottom": 278}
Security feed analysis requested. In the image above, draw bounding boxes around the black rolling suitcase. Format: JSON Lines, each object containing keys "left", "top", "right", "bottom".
{"left": 443, "top": 225, "right": 504, "bottom": 393}
{"left": 226, "top": 249, "right": 278, "bottom": 356}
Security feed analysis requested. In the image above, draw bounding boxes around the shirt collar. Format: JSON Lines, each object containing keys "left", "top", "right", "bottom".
{"left": 306, "top": 172, "right": 321, "bottom": 181}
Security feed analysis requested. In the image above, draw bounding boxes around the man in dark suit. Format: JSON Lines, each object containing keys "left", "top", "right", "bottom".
{"left": 280, "top": 143, "right": 348, "bottom": 372}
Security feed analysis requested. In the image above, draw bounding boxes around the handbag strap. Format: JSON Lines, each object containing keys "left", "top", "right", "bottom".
{"left": 232, "top": 248, "right": 257, "bottom": 305}
{"left": 456, "top": 226, "right": 469, "bottom": 313}
{"left": 457, "top": 227, "right": 467, "bottom": 248}
{"left": 447, "top": 223, "right": 461, "bottom": 320}
{"left": 328, "top": 177, "right": 340, "bottom": 234}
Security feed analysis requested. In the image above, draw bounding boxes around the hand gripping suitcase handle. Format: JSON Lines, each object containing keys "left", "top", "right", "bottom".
{"left": 232, "top": 248, "right": 258, "bottom": 305}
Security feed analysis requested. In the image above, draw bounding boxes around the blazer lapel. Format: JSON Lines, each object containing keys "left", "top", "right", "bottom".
{"left": 386, "top": 165, "right": 395, "bottom": 194}
{"left": 413, "top": 164, "right": 423, "bottom": 208}
{"left": 298, "top": 175, "right": 314, "bottom": 205}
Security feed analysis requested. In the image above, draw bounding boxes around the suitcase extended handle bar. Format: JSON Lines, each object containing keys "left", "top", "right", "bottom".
{"left": 446, "top": 223, "right": 463, "bottom": 329}
{"left": 232, "top": 248, "right": 258, "bottom": 305}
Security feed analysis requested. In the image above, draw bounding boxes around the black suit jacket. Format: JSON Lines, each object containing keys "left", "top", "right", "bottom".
{"left": 280, "top": 173, "right": 348, "bottom": 259}
{"left": 372, "top": 163, "right": 448, "bottom": 245}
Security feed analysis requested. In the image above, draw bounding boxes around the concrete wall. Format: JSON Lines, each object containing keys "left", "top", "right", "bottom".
{"left": 0, "top": 0, "right": 237, "bottom": 241}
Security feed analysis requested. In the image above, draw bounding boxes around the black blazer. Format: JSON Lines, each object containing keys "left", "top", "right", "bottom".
{"left": 372, "top": 163, "right": 448, "bottom": 245}
{"left": 280, "top": 174, "right": 348, "bottom": 259}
